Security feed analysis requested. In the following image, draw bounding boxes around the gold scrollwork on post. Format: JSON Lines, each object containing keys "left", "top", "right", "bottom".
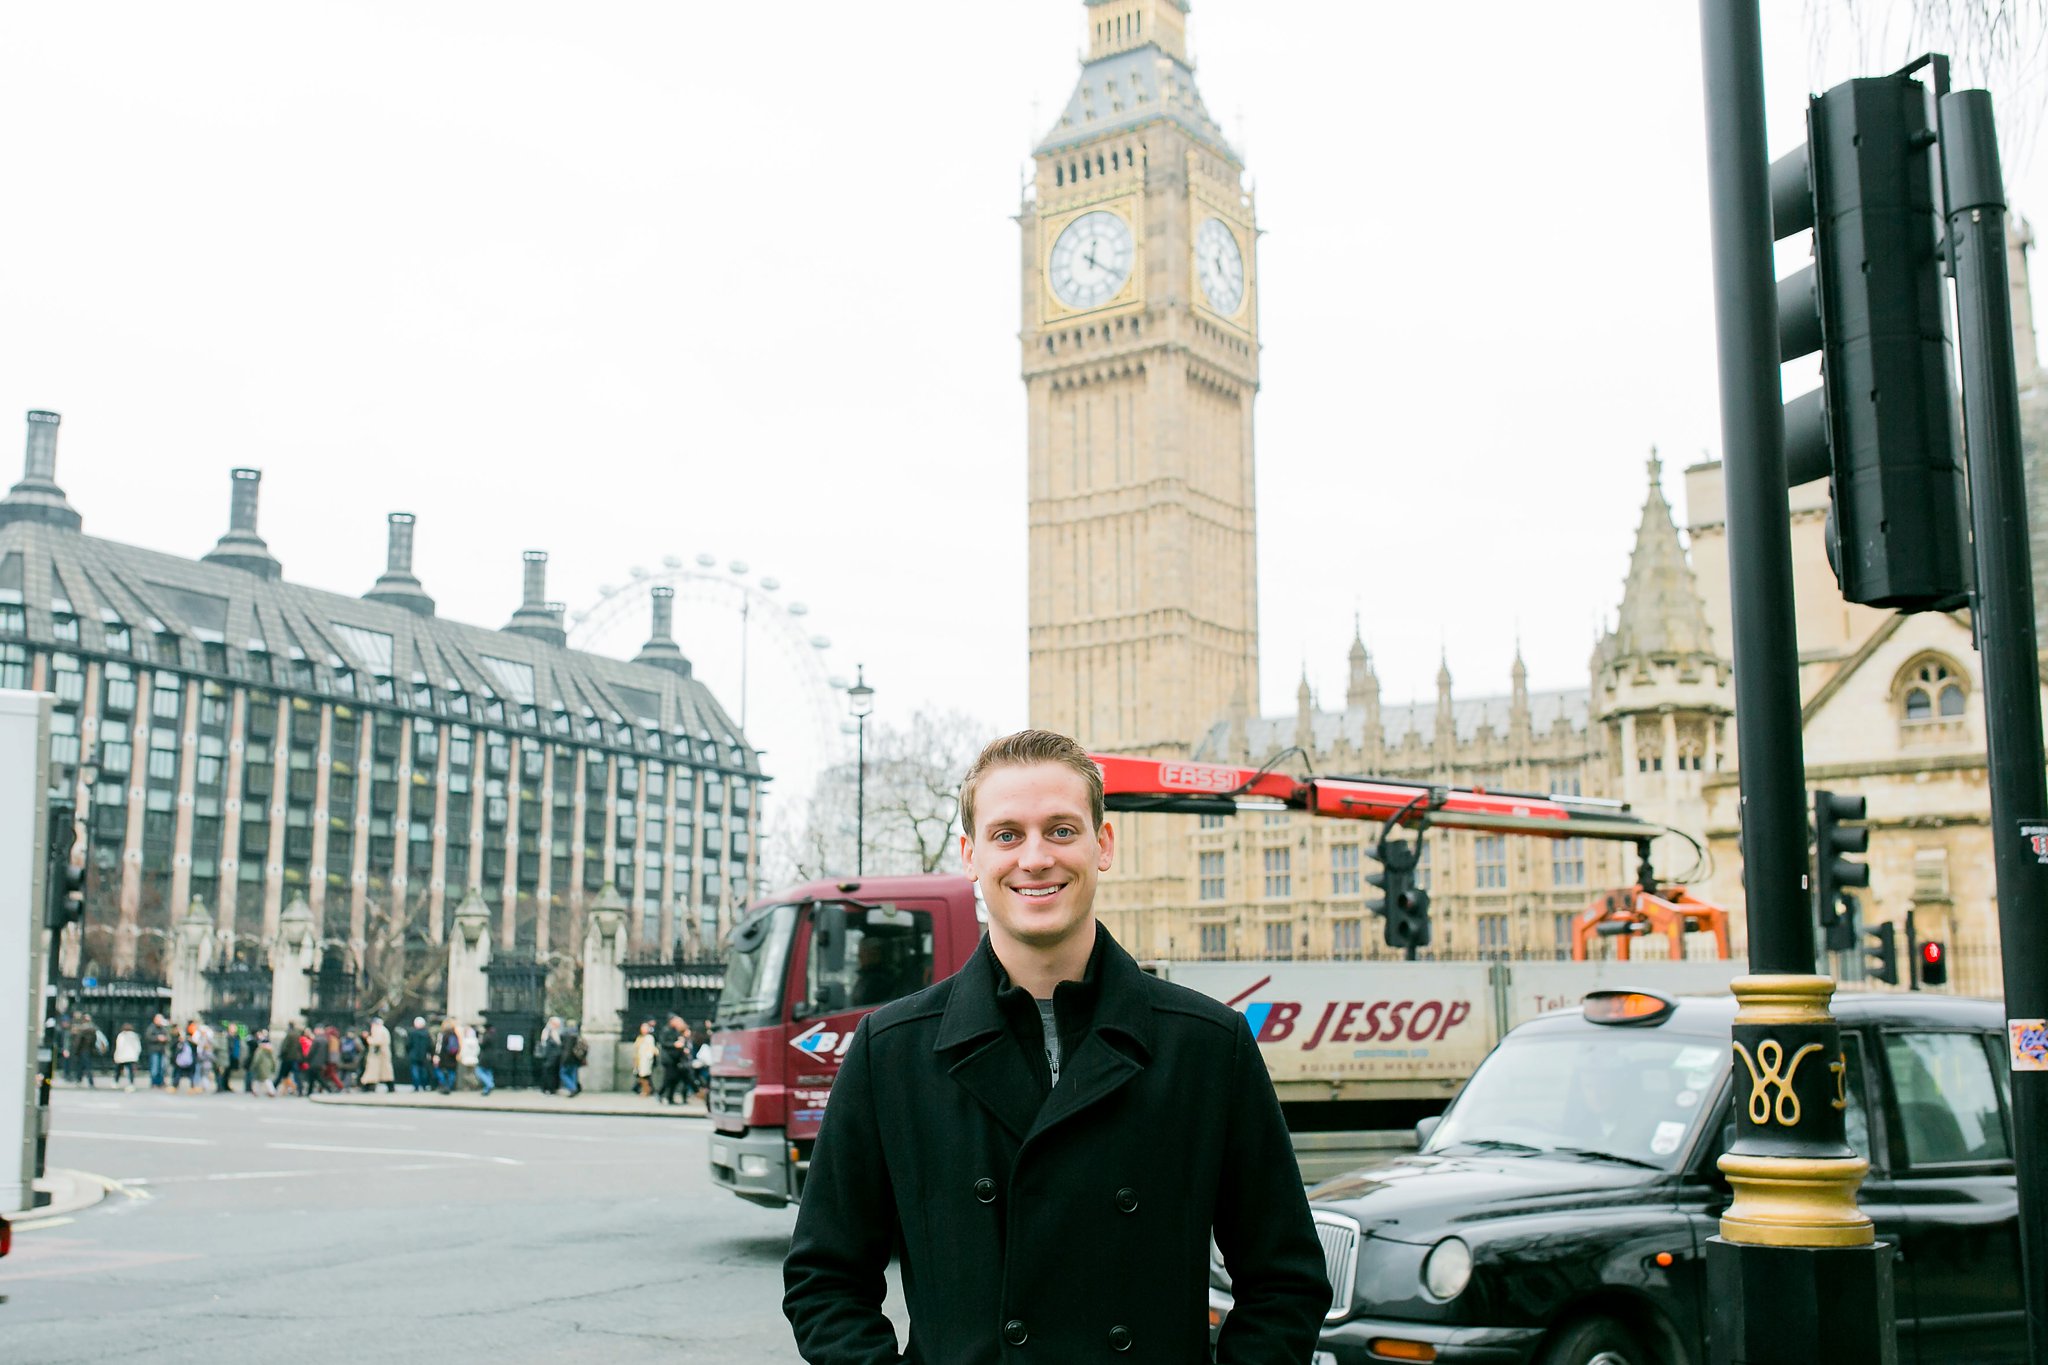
{"left": 1732, "top": 1038, "right": 1825, "bottom": 1126}
{"left": 1830, "top": 1051, "right": 1848, "bottom": 1111}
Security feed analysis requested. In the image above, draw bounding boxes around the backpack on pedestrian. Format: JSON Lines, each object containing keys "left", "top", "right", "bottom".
{"left": 571, "top": 1035, "right": 589, "bottom": 1065}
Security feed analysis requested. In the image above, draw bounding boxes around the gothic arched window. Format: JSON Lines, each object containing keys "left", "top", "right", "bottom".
{"left": 1897, "top": 657, "right": 1967, "bottom": 727}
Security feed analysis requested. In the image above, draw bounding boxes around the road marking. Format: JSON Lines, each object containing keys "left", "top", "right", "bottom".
{"left": 49, "top": 1131, "right": 214, "bottom": 1145}
{"left": 131, "top": 1161, "right": 470, "bottom": 1185}
{"left": 266, "top": 1141, "right": 521, "bottom": 1166}
{"left": 258, "top": 1116, "right": 418, "bottom": 1131}
{"left": 479, "top": 1127, "right": 616, "bottom": 1143}
{"left": 11, "top": 1216, "right": 74, "bottom": 1231}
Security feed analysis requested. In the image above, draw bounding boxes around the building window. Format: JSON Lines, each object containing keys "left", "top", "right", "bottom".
{"left": 1901, "top": 659, "right": 1967, "bottom": 724}
{"left": 1198, "top": 923, "right": 1227, "bottom": 959}
{"left": 1474, "top": 835, "right": 1507, "bottom": 889}
{"left": 1263, "top": 920, "right": 1293, "bottom": 959}
{"left": 1332, "top": 919, "right": 1363, "bottom": 959}
{"left": 1551, "top": 837, "right": 1585, "bottom": 887}
{"left": 1261, "top": 846, "right": 1291, "bottom": 899}
{"left": 0, "top": 642, "right": 25, "bottom": 690}
{"left": 1199, "top": 851, "right": 1225, "bottom": 901}
{"left": 1555, "top": 912, "right": 1576, "bottom": 956}
{"left": 1199, "top": 812, "right": 1226, "bottom": 830}
{"left": 1913, "top": 847, "right": 1951, "bottom": 900}
{"left": 1262, "top": 811, "right": 1288, "bottom": 827}
{"left": 1477, "top": 913, "right": 1510, "bottom": 955}
{"left": 1331, "top": 842, "right": 1361, "bottom": 896}
{"left": 1551, "top": 768, "right": 1582, "bottom": 797}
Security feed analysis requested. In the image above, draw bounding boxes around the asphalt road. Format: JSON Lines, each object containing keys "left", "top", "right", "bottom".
{"left": 3, "top": 1086, "right": 902, "bottom": 1364}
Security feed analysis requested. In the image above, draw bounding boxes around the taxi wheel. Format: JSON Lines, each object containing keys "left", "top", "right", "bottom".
{"left": 1537, "top": 1315, "right": 1647, "bottom": 1365}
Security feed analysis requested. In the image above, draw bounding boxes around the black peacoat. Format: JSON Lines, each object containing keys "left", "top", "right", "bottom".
{"left": 784, "top": 926, "right": 1329, "bottom": 1364}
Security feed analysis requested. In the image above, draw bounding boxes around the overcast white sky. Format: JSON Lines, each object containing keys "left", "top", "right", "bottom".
{"left": 2, "top": 2, "right": 2041, "bottom": 797}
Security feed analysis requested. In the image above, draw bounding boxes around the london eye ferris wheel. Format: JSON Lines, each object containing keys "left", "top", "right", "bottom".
{"left": 566, "top": 555, "right": 854, "bottom": 819}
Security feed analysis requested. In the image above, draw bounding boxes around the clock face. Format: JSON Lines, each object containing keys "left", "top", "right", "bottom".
{"left": 1196, "top": 217, "right": 1246, "bottom": 315}
{"left": 1048, "top": 210, "right": 1136, "bottom": 311}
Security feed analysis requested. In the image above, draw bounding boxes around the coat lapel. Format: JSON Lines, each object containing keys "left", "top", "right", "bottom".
{"left": 946, "top": 1031, "right": 1041, "bottom": 1143}
{"left": 1023, "top": 1030, "right": 1141, "bottom": 1145}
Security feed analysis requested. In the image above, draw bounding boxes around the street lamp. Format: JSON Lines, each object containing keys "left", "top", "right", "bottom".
{"left": 846, "top": 666, "right": 874, "bottom": 874}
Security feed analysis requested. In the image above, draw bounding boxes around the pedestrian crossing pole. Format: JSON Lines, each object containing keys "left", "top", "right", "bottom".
{"left": 1694, "top": 3, "right": 1897, "bottom": 1360}
{"left": 1, "top": 690, "right": 53, "bottom": 1214}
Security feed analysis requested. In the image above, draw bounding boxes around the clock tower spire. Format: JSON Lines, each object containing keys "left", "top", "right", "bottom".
{"left": 1021, "top": 0, "right": 1259, "bottom": 948}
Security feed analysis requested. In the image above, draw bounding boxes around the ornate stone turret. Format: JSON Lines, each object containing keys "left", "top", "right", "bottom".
{"left": 1294, "top": 670, "right": 1314, "bottom": 751}
{"left": 633, "top": 585, "right": 693, "bottom": 676}
{"left": 1433, "top": 654, "right": 1457, "bottom": 763}
{"left": 364, "top": 512, "right": 435, "bottom": 616}
{"left": 1597, "top": 452, "right": 1733, "bottom": 879}
{"left": 1509, "top": 644, "right": 1532, "bottom": 745}
{"left": 202, "top": 468, "right": 283, "bottom": 580}
{"left": 0, "top": 410, "right": 82, "bottom": 531}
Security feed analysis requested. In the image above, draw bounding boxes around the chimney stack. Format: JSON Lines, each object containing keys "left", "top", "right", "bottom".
{"left": 364, "top": 511, "right": 436, "bottom": 616}
{"left": 0, "top": 410, "right": 83, "bottom": 531}
{"left": 201, "top": 467, "right": 282, "bottom": 580}
{"left": 633, "top": 584, "right": 693, "bottom": 676}
{"left": 503, "top": 550, "right": 567, "bottom": 646}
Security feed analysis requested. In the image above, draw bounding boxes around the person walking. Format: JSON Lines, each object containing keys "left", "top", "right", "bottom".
{"left": 435, "top": 1020, "right": 461, "bottom": 1094}
{"left": 144, "top": 1013, "right": 172, "bottom": 1090}
{"left": 474, "top": 1024, "right": 497, "bottom": 1096}
{"left": 294, "top": 1023, "right": 318, "bottom": 1097}
{"left": 559, "top": 1023, "right": 585, "bottom": 1097}
{"left": 111, "top": 1023, "right": 142, "bottom": 1090}
{"left": 457, "top": 1024, "right": 481, "bottom": 1092}
{"left": 632, "top": 1020, "right": 658, "bottom": 1097}
{"left": 535, "top": 1018, "right": 564, "bottom": 1095}
{"left": 405, "top": 1017, "right": 433, "bottom": 1093}
{"left": 217, "top": 1023, "right": 243, "bottom": 1093}
{"left": 250, "top": 1030, "right": 280, "bottom": 1096}
{"left": 170, "top": 1024, "right": 198, "bottom": 1092}
{"left": 68, "top": 1013, "right": 98, "bottom": 1087}
{"left": 193, "top": 1022, "right": 218, "bottom": 1093}
{"left": 362, "top": 1018, "right": 395, "bottom": 1093}
{"left": 338, "top": 1027, "right": 362, "bottom": 1090}
{"left": 784, "top": 730, "right": 1328, "bottom": 1364}
{"left": 658, "top": 1017, "right": 694, "bottom": 1105}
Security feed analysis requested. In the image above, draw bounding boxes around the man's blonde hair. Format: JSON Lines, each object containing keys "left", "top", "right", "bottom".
{"left": 959, "top": 729, "right": 1105, "bottom": 838}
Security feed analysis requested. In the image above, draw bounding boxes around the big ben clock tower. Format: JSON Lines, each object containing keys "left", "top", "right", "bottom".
{"left": 1022, "top": 0, "right": 1260, "bottom": 946}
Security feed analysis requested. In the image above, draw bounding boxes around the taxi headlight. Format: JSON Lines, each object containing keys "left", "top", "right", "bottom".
{"left": 1421, "top": 1237, "right": 1472, "bottom": 1301}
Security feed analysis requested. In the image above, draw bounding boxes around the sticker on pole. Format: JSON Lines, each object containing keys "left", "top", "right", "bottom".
{"left": 2010, "top": 1020, "right": 2048, "bottom": 1072}
{"left": 2021, "top": 821, "right": 2048, "bottom": 863}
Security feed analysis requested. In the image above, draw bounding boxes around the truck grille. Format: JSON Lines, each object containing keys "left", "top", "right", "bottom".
{"left": 709, "top": 1074, "right": 754, "bottom": 1123}
{"left": 1311, "top": 1211, "right": 1361, "bottom": 1322}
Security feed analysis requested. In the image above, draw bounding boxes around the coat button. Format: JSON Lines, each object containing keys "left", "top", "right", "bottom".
{"left": 1114, "top": 1186, "right": 1138, "bottom": 1213}
{"left": 1003, "top": 1319, "right": 1028, "bottom": 1346}
{"left": 1108, "top": 1324, "right": 1132, "bottom": 1352}
{"left": 974, "top": 1177, "right": 997, "bottom": 1204}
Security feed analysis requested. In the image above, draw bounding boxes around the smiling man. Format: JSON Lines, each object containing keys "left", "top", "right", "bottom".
{"left": 784, "top": 729, "right": 1329, "bottom": 1364}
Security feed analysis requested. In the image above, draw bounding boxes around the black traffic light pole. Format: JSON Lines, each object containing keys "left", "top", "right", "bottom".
{"left": 1697, "top": 3, "right": 1897, "bottom": 1362}
{"left": 1940, "top": 88, "right": 2048, "bottom": 1363}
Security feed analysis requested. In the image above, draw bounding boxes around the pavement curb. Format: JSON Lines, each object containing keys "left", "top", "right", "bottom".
{"left": 4, "top": 1167, "right": 111, "bottom": 1223}
{"left": 309, "top": 1091, "right": 708, "bottom": 1120}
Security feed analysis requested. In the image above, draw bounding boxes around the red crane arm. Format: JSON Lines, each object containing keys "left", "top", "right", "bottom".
{"left": 1091, "top": 753, "right": 1659, "bottom": 843}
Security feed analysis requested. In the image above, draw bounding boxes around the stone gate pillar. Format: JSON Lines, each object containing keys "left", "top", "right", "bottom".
{"left": 446, "top": 889, "right": 492, "bottom": 1026}
{"left": 169, "top": 899, "right": 215, "bottom": 1024}
{"left": 269, "top": 895, "right": 317, "bottom": 1031}
{"left": 579, "top": 884, "right": 628, "bottom": 1093}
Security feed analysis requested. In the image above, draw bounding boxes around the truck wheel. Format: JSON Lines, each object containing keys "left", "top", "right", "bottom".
{"left": 1537, "top": 1316, "right": 1647, "bottom": 1365}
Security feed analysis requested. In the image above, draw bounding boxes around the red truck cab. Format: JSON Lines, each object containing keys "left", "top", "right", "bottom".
{"left": 707, "top": 874, "right": 981, "bottom": 1208}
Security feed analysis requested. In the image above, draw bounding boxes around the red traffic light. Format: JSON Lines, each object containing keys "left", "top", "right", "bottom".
{"left": 1919, "top": 940, "right": 1948, "bottom": 987}
{"left": 1921, "top": 943, "right": 1943, "bottom": 964}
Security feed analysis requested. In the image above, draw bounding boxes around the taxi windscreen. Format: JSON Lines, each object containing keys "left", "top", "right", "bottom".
{"left": 1426, "top": 1032, "right": 1727, "bottom": 1169}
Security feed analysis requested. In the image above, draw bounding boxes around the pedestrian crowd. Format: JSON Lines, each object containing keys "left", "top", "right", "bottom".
{"left": 55, "top": 1008, "right": 711, "bottom": 1102}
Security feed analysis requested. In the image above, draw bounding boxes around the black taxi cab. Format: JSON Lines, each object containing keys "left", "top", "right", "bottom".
{"left": 1210, "top": 990, "right": 2022, "bottom": 1365}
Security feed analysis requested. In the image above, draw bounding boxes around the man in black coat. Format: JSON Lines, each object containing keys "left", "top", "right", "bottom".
{"left": 785, "top": 730, "right": 1329, "bottom": 1364}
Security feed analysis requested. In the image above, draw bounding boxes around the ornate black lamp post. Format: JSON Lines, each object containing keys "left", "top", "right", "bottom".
{"left": 846, "top": 667, "right": 874, "bottom": 875}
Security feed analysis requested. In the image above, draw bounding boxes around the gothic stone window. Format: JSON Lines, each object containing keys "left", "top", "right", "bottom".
{"left": 1262, "top": 846, "right": 1292, "bottom": 899}
{"left": 1331, "top": 842, "right": 1361, "bottom": 896}
{"left": 1474, "top": 835, "right": 1508, "bottom": 890}
{"left": 1900, "top": 657, "right": 1967, "bottom": 724}
{"left": 1199, "top": 851, "right": 1226, "bottom": 902}
{"left": 1198, "top": 922, "right": 1227, "bottom": 959}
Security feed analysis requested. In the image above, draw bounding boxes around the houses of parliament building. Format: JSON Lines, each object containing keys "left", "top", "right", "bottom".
{"left": 1022, "top": 0, "right": 2046, "bottom": 994}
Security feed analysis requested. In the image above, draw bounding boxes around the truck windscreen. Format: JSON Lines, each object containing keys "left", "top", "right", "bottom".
{"left": 717, "top": 903, "right": 799, "bottom": 1027}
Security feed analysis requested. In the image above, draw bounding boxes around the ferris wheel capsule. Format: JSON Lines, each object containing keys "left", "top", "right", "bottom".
{"left": 760, "top": 577, "right": 780, "bottom": 592}
{"left": 695, "top": 553, "right": 716, "bottom": 568}
{"left": 729, "top": 560, "right": 748, "bottom": 575}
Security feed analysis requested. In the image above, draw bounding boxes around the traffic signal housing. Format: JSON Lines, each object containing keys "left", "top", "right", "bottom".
{"left": 1919, "top": 940, "right": 1948, "bottom": 987}
{"left": 1368, "top": 838, "right": 1431, "bottom": 952}
{"left": 43, "top": 800, "right": 83, "bottom": 931}
{"left": 1866, "top": 921, "right": 1900, "bottom": 985}
{"left": 1813, "top": 790, "right": 1871, "bottom": 926}
{"left": 1774, "top": 73, "right": 1972, "bottom": 611}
